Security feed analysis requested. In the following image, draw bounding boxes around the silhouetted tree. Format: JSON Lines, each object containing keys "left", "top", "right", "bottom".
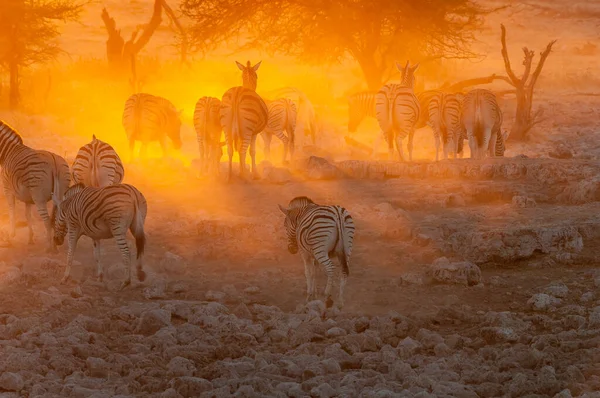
{"left": 181, "top": 0, "right": 491, "bottom": 90}
{"left": 0, "top": 0, "right": 83, "bottom": 109}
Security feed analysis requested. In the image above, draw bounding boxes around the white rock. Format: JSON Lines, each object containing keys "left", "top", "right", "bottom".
{"left": 326, "top": 327, "right": 347, "bottom": 338}
{"left": 143, "top": 279, "right": 167, "bottom": 300}
{"left": 527, "top": 293, "right": 561, "bottom": 312}
{"left": 205, "top": 291, "right": 226, "bottom": 302}
{"left": 429, "top": 261, "right": 482, "bottom": 286}
{"left": 545, "top": 283, "right": 569, "bottom": 298}
{"left": 167, "top": 356, "right": 196, "bottom": 377}
{"left": 0, "top": 372, "right": 24, "bottom": 391}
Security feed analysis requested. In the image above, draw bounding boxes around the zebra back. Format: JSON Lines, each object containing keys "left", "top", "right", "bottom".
{"left": 288, "top": 195, "right": 316, "bottom": 209}
{"left": 0, "top": 120, "right": 24, "bottom": 164}
{"left": 375, "top": 85, "right": 420, "bottom": 136}
{"left": 122, "top": 93, "right": 183, "bottom": 149}
{"left": 416, "top": 90, "right": 444, "bottom": 129}
{"left": 266, "top": 98, "right": 297, "bottom": 139}
{"left": 461, "top": 89, "right": 502, "bottom": 148}
{"left": 236, "top": 60, "right": 261, "bottom": 91}
{"left": 36, "top": 150, "right": 71, "bottom": 203}
{"left": 72, "top": 135, "right": 124, "bottom": 188}
{"left": 194, "top": 97, "right": 222, "bottom": 144}
{"left": 220, "top": 87, "right": 268, "bottom": 152}
{"left": 347, "top": 91, "right": 377, "bottom": 133}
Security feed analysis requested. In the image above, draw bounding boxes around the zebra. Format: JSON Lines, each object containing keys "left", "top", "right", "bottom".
{"left": 263, "top": 87, "right": 318, "bottom": 146}
{"left": 263, "top": 98, "right": 297, "bottom": 163}
{"left": 0, "top": 120, "right": 70, "bottom": 250}
{"left": 194, "top": 96, "right": 223, "bottom": 175}
{"left": 278, "top": 198, "right": 355, "bottom": 308}
{"left": 375, "top": 61, "right": 421, "bottom": 161}
{"left": 347, "top": 91, "right": 377, "bottom": 133}
{"left": 72, "top": 135, "right": 124, "bottom": 187}
{"left": 236, "top": 60, "right": 262, "bottom": 91}
{"left": 122, "top": 93, "right": 183, "bottom": 162}
{"left": 54, "top": 183, "right": 147, "bottom": 289}
{"left": 427, "top": 92, "right": 465, "bottom": 160}
{"left": 456, "top": 127, "right": 508, "bottom": 158}
{"left": 220, "top": 87, "right": 269, "bottom": 181}
{"left": 460, "top": 89, "right": 503, "bottom": 159}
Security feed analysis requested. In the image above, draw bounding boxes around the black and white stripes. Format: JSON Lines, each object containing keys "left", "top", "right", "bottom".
{"left": 194, "top": 96, "right": 223, "bottom": 175}
{"left": 278, "top": 196, "right": 355, "bottom": 308}
{"left": 263, "top": 98, "right": 297, "bottom": 163}
{"left": 460, "top": 89, "right": 503, "bottom": 159}
{"left": 72, "top": 135, "right": 124, "bottom": 187}
{"left": 54, "top": 183, "right": 147, "bottom": 288}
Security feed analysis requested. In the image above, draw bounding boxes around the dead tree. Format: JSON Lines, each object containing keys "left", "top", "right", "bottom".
{"left": 500, "top": 24, "right": 557, "bottom": 140}
{"left": 101, "top": 0, "right": 162, "bottom": 81}
{"left": 161, "top": 0, "right": 189, "bottom": 65}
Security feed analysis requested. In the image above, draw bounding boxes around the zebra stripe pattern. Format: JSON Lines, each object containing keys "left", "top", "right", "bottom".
{"left": 220, "top": 86, "right": 269, "bottom": 181}
{"left": 375, "top": 61, "right": 421, "bottom": 161}
{"left": 54, "top": 183, "right": 147, "bottom": 288}
{"left": 122, "top": 93, "right": 183, "bottom": 161}
{"left": 0, "top": 120, "right": 70, "bottom": 250}
{"left": 416, "top": 89, "right": 445, "bottom": 130}
{"left": 236, "top": 60, "right": 261, "bottom": 91}
{"left": 264, "top": 87, "right": 317, "bottom": 146}
{"left": 263, "top": 98, "right": 297, "bottom": 163}
{"left": 347, "top": 91, "right": 377, "bottom": 133}
{"left": 72, "top": 135, "right": 124, "bottom": 187}
{"left": 460, "top": 89, "right": 503, "bottom": 159}
{"left": 194, "top": 96, "right": 223, "bottom": 175}
{"left": 456, "top": 128, "right": 507, "bottom": 158}
{"left": 278, "top": 198, "right": 355, "bottom": 308}
{"left": 427, "top": 92, "right": 464, "bottom": 160}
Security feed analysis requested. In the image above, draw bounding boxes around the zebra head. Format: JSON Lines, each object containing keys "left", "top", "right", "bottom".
{"left": 396, "top": 61, "right": 420, "bottom": 88}
{"left": 53, "top": 198, "right": 73, "bottom": 247}
{"left": 278, "top": 204, "right": 299, "bottom": 254}
{"left": 236, "top": 60, "right": 261, "bottom": 91}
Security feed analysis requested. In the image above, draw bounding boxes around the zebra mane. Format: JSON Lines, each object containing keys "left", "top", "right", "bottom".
{"left": 65, "top": 183, "right": 86, "bottom": 199}
{"left": 0, "top": 120, "right": 24, "bottom": 145}
{"left": 288, "top": 196, "right": 315, "bottom": 209}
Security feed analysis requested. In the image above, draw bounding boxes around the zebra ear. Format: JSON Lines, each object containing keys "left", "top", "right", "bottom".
{"left": 411, "top": 63, "right": 420, "bottom": 72}
{"left": 277, "top": 204, "right": 289, "bottom": 216}
{"left": 395, "top": 61, "right": 404, "bottom": 72}
{"left": 253, "top": 61, "right": 262, "bottom": 71}
{"left": 92, "top": 134, "right": 97, "bottom": 141}
{"left": 235, "top": 61, "right": 244, "bottom": 71}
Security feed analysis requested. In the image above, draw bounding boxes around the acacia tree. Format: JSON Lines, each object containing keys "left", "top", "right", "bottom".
{"left": 180, "top": 0, "right": 490, "bottom": 90}
{"left": 0, "top": 0, "right": 83, "bottom": 109}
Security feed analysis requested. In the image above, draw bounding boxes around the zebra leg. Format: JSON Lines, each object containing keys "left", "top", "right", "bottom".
{"left": 467, "top": 133, "right": 477, "bottom": 160}
{"left": 261, "top": 132, "right": 272, "bottom": 162}
{"left": 61, "top": 227, "right": 81, "bottom": 284}
{"left": 250, "top": 134, "right": 259, "bottom": 180}
{"left": 408, "top": 130, "right": 415, "bottom": 161}
{"left": 112, "top": 228, "right": 133, "bottom": 290}
{"left": 301, "top": 251, "right": 313, "bottom": 303}
{"left": 386, "top": 132, "right": 394, "bottom": 161}
{"left": 34, "top": 199, "right": 56, "bottom": 253}
{"left": 4, "top": 189, "right": 16, "bottom": 238}
{"left": 339, "top": 266, "right": 348, "bottom": 309}
{"left": 395, "top": 134, "right": 406, "bottom": 162}
{"left": 93, "top": 240, "right": 103, "bottom": 282}
{"left": 489, "top": 130, "right": 498, "bottom": 158}
{"left": 25, "top": 203, "right": 34, "bottom": 244}
{"left": 431, "top": 122, "right": 440, "bottom": 161}
{"left": 227, "top": 142, "right": 234, "bottom": 182}
{"left": 311, "top": 259, "right": 318, "bottom": 301}
{"left": 313, "top": 250, "right": 335, "bottom": 308}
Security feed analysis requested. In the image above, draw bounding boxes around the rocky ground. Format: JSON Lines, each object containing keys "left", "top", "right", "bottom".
{"left": 1, "top": 141, "right": 600, "bottom": 397}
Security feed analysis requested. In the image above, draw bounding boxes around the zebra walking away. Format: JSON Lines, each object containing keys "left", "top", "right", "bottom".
{"left": 220, "top": 87, "right": 268, "bottom": 181}
{"left": 263, "top": 98, "right": 297, "bottom": 163}
{"left": 460, "top": 89, "right": 503, "bottom": 159}
{"left": 0, "top": 120, "right": 70, "bottom": 250}
{"left": 54, "top": 183, "right": 147, "bottom": 289}
{"left": 427, "top": 92, "right": 465, "bottom": 160}
{"left": 278, "top": 198, "right": 355, "bottom": 308}
{"left": 122, "top": 93, "right": 183, "bottom": 162}
{"left": 72, "top": 135, "right": 124, "bottom": 187}
{"left": 194, "top": 96, "right": 223, "bottom": 175}
{"left": 375, "top": 61, "right": 421, "bottom": 161}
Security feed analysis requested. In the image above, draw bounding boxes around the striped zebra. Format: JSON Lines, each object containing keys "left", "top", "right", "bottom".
{"left": 427, "top": 92, "right": 466, "bottom": 160}
{"left": 122, "top": 93, "right": 183, "bottom": 161}
{"left": 263, "top": 98, "right": 297, "bottom": 163}
{"left": 263, "top": 87, "right": 317, "bottom": 146}
{"left": 456, "top": 127, "right": 508, "bottom": 158}
{"left": 54, "top": 183, "right": 147, "bottom": 288}
{"left": 278, "top": 198, "right": 355, "bottom": 308}
{"left": 194, "top": 96, "right": 223, "bottom": 175}
{"left": 0, "top": 120, "right": 70, "bottom": 250}
{"left": 347, "top": 91, "right": 377, "bottom": 133}
{"left": 220, "top": 87, "right": 269, "bottom": 181}
{"left": 236, "top": 60, "right": 261, "bottom": 91}
{"left": 375, "top": 61, "right": 421, "bottom": 161}
{"left": 72, "top": 135, "right": 124, "bottom": 187}
{"left": 460, "top": 89, "right": 503, "bottom": 159}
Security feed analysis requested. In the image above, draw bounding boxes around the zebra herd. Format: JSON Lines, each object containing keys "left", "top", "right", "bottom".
{"left": 349, "top": 62, "right": 507, "bottom": 161}
{"left": 0, "top": 117, "right": 355, "bottom": 307}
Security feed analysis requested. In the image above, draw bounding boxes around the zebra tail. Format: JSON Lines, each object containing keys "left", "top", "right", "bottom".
{"left": 338, "top": 212, "right": 350, "bottom": 277}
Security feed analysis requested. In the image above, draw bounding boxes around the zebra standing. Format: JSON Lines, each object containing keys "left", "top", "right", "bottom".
{"left": 220, "top": 87, "right": 268, "bottom": 181}
{"left": 263, "top": 98, "right": 297, "bottom": 163}
{"left": 236, "top": 60, "right": 261, "bottom": 91}
{"left": 460, "top": 89, "right": 503, "bottom": 159}
{"left": 278, "top": 198, "right": 355, "bottom": 309}
{"left": 72, "top": 135, "right": 124, "bottom": 187}
{"left": 264, "top": 87, "right": 317, "bottom": 146}
{"left": 375, "top": 61, "right": 421, "bottom": 161}
{"left": 0, "top": 120, "right": 70, "bottom": 250}
{"left": 194, "top": 96, "right": 223, "bottom": 175}
{"left": 347, "top": 91, "right": 378, "bottom": 133}
{"left": 122, "top": 93, "right": 183, "bottom": 162}
{"left": 54, "top": 183, "right": 147, "bottom": 289}
{"left": 427, "top": 92, "right": 465, "bottom": 160}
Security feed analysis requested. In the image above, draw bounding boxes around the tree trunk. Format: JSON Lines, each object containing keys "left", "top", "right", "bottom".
{"left": 9, "top": 59, "right": 19, "bottom": 109}
{"left": 511, "top": 90, "right": 533, "bottom": 140}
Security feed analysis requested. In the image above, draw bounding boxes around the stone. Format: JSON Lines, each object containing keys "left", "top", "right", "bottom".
{"left": 160, "top": 252, "right": 185, "bottom": 274}
{"left": 135, "top": 309, "right": 171, "bottom": 335}
{"left": 527, "top": 294, "right": 561, "bottom": 312}
{"left": 398, "top": 273, "right": 424, "bottom": 285}
{"left": 549, "top": 143, "right": 573, "bottom": 159}
{"left": 545, "top": 283, "right": 569, "bottom": 298}
{"left": 512, "top": 196, "right": 537, "bottom": 208}
{"left": 205, "top": 291, "right": 226, "bottom": 302}
{"left": 589, "top": 307, "right": 600, "bottom": 328}
{"left": 143, "top": 279, "right": 167, "bottom": 300}
{"left": 0, "top": 373, "right": 24, "bottom": 391}
{"left": 86, "top": 357, "right": 110, "bottom": 378}
{"left": 168, "top": 357, "right": 197, "bottom": 377}
{"left": 243, "top": 286, "right": 260, "bottom": 295}
{"left": 0, "top": 267, "right": 21, "bottom": 283}
{"left": 173, "top": 377, "right": 213, "bottom": 397}
{"left": 428, "top": 261, "right": 482, "bottom": 286}
{"left": 326, "top": 327, "right": 347, "bottom": 338}
{"left": 70, "top": 286, "right": 84, "bottom": 298}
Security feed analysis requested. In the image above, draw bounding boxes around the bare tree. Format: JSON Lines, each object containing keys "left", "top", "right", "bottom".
{"left": 0, "top": 0, "right": 84, "bottom": 109}
{"left": 162, "top": 0, "right": 189, "bottom": 65}
{"left": 101, "top": 0, "right": 162, "bottom": 81}
{"left": 499, "top": 24, "right": 556, "bottom": 140}
{"left": 181, "top": 0, "right": 493, "bottom": 90}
